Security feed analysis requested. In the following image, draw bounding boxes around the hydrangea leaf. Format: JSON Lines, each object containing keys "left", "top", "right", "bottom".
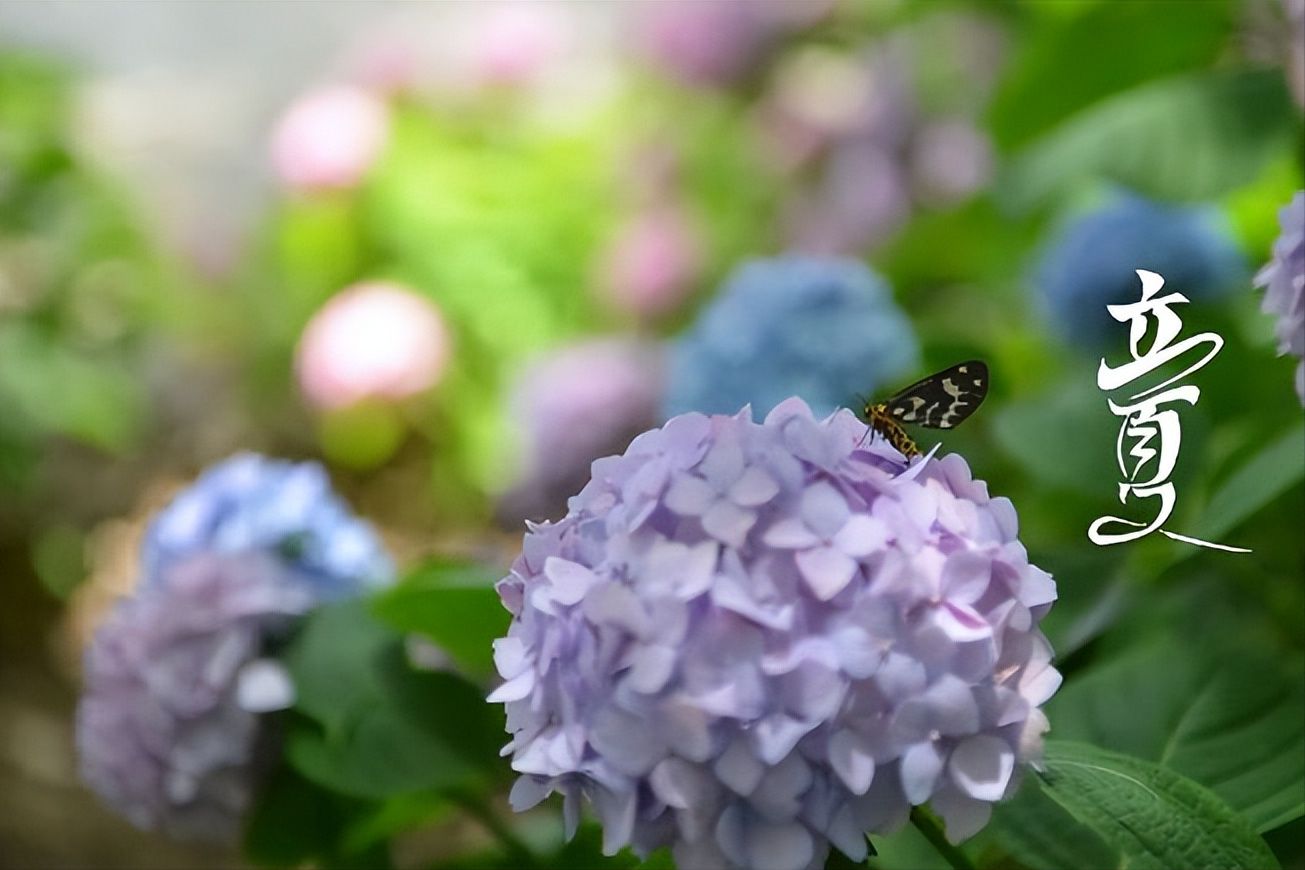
{"left": 987, "top": 1, "right": 1233, "bottom": 151}
{"left": 999, "top": 69, "right": 1297, "bottom": 212}
{"left": 1190, "top": 422, "right": 1305, "bottom": 546}
{"left": 991, "top": 775, "right": 1119, "bottom": 870}
{"left": 243, "top": 764, "right": 389, "bottom": 869}
{"left": 1037, "top": 740, "right": 1278, "bottom": 870}
{"left": 371, "top": 557, "right": 507, "bottom": 676}
{"left": 989, "top": 379, "right": 1118, "bottom": 496}
{"left": 1047, "top": 642, "right": 1305, "bottom": 832}
{"left": 282, "top": 599, "right": 501, "bottom": 799}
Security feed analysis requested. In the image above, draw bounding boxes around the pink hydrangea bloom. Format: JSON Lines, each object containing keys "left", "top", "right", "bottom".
{"left": 491, "top": 399, "right": 1060, "bottom": 869}
{"left": 296, "top": 282, "right": 451, "bottom": 410}
{"left": 598, "top": 207, "right": 703, "bottom": 318}
{"left": 270, "top": 85, "right": 389, "bottom": 191}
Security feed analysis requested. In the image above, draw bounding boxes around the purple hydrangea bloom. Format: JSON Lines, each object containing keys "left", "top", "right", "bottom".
{"left": 490, "top": 399, "right": 1060, "bottom": 869}
{"left": 142, "top": 453, "right": 394, "bottom": 597}
{"left": 1255, "top": 191, "right": 1305, "bottom": 404}
{"left": 662, "top": 256, "right": 919, "bottom": 421}
{"left": 79, "top": 454, "right": 393, "bottom": 842}
{"left": 1035, "top": 192, "right": 1247, "bottom": 349}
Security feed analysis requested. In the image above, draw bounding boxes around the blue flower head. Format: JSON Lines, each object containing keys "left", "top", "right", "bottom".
{"left": 1035, "top": 192, "right": 1247, "bottom": 348}
{"left": 663, "top": 256, "right": 920, "bottom": 420}
{"left": 142, "top": 453, "right": 394, "bottom": 599}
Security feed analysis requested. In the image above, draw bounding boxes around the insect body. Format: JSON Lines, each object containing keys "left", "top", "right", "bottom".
{"left": 862, "top": 360, "right": 989, "bottom": 459}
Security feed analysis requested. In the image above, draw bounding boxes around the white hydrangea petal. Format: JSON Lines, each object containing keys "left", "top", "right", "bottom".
{"left": 744, "top": 819, "right": 815, "bottom": 870}
{"left": 829, "top": 730, "right": 877, "bottom": 795}
{"left": 949, "top": 734, "right": 1014, "bottom": 802}
{"left": 832, "top": 514, "right": 889, "bottom": 557}
{"left": 796, "top": 546, "right": 858, "bottom": 600}
{"left": 931, "top": 783, "right": 994, "bottom": 844}
{"left": 763, "top": 517, "right": 823, "bottom": 549}
{"left": 702, "top": 500, "right": 758, "bottom": 548}
{"left": 664, "top": 474, "right": 718, "bottom": 516}
{"left": 798, "top": 482, "right": 851, "bottom": 537}
{"left": 715, "top": 737, "right": 767, "bottom": 796}
{"left": 729, "top": 465, "right": 781, "bottom": 507}
{"left": 900, "top": 741, "right": 944, "bottom": 804}
{"left": 544, "top": 557, "right": 600, "bottom": 606}
{"left": 234, "top": 659, "right": 295, "bottom": 713}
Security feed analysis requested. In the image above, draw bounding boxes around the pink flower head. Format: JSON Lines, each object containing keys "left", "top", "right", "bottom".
{"left": 598, "top": 207, "right": 703, "bottom": 318}
{"left": 271, "top": 85, "right": 389, "bottom": 191}
{"left": 296, "top": 282, "right": 451, "bottom": 410}
{"left": 471, "top": 2, "right": 571, "bottom": 87}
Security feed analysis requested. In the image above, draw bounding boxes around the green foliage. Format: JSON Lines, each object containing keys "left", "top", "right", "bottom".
{"left": 372, "top": 557, "right": 509, "bottom": 677}
{"left": 1033, "top": 741, "right": 1279, "bottom": 870}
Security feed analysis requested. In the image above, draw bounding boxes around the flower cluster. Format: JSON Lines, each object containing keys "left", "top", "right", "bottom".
{"left": 1035, "top": 192, "right": 1247, "bottom": 348}
{"left": 1256, "top": 191, "right": 1305, "bottom": 404}
{"left": 662, "top": 256, "right": 919, "bottom": 421}
{"left": 78, "top": 454, "right": 393, "bottom": 842}
{"left": 141, "top": 452, "right": 394, "bottom": 598}
{"left": 491, "top": 399, "right": 1060, "bottom": 869}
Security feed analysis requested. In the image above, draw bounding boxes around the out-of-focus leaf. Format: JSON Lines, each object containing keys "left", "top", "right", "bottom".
{"left": 988, "top": 2, "right": 1234, "bottom": 150}
{"left": 999, "top": 69, "right": 1297, "bottom": 212}
{"left": 1038, "top": 741, "right": 1279, "bottom": 870}
{"left": 371, "top": 557, "right": 508, "bottom": 676}
{"left": 282, "top": 599, "right": 504, "bottom": 800}
{"left": 0, "top": 322, "right": 144, "bottom": 452}
{"left": 243, "top": 764, "right": 369, "bottom": 869}
{"left": 1048, "top": 642, "right": 1305, "bottom": 832}
{"left": 1191, "top": 422, "right": 1305, "bottom": 545}
{"left": 990, "top": 377, "right": 1118, "bottom": 495}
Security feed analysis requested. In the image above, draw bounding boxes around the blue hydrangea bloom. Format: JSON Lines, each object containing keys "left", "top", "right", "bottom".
{"left": 142, "top": 452, "right": 394, "bottom": 598}
{"left": 662, "top": 256, "right": 919, "bottom": 421}
{"left": 1035, "top": 193, "right": 1247, "bottom": 348}
{"left": 491, "top": 400, "right": 1060, "bottom": 869}
{"left": 79, "top": 453, "right": 394, "bottom": 842}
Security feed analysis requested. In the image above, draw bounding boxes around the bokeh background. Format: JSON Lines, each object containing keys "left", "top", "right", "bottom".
{"left": 1, "top": 1, "right": 1302, "bottom": 868}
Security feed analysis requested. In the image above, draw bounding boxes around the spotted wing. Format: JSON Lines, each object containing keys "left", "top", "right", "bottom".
{"left": 881, "top": 360, "right": 988, "bottom": 430}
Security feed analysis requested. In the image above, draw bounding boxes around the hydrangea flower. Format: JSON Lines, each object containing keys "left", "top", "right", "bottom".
{"left": 296, "top": 281, "right": 452, "bottom": 411}
{"left": 662, "top": 256, "right": 919, "bottom": 421}
{"left": 79, "top": 454, "right": 394, "bottom": 842}
{"left": 498, "top": 339, "right": 665, "bottom": 525}
{"left": 1035, "top": 192, "right": 1247, "bottom": 348}
{"left": 491, "top": 399, "right": 1060, "bottom": 869}
{"left": 141, "top": 453, "right": 394, "bottom": 598}
{"left": 1255, "top": 191, "right": 1305, "bottom": 404}
{"left": 271, "top": 84, "right": 389, "bottom": 191}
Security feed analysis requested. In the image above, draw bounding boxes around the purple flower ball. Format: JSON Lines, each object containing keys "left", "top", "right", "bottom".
{"left": 78, "top": 454, "right": 394, "bottom": 842}
{"left": 490, "top": 399, "right": 1060, "bottom": 869}
{"left": 78, "top": 552, "right": 315, "bottom": 842}
{"left": 1256, "top": 191, "right": 1305, "bottom": 404}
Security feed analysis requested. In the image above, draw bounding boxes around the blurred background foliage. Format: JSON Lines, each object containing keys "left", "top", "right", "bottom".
{"left": 1, "top": 0, "right": 1302, "bottom": 868}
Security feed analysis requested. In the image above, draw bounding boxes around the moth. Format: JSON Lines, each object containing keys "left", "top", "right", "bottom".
{"left": 862, "top": 360, "right": 989, "bottom": 459}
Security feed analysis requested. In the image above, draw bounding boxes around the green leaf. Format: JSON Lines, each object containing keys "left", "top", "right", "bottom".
{"left": 999, "top": 69, "right": 1298, "bottom": 212}
{"left": 1048, "top": 642, "right": 1305, "bottom": 832}
{"left": 988, "top": 1, "right": 1234, "bottom": 150}
{"left": 243, "top": 764, "right": 392, "bottom": 870}
{"left": 1038, "top": 741, "right": 1279, "bottom": 870}
{"left": 992, "top": 774, "right": 1119, "bottom": 870}
{"left": 282, "top": 599, "right": 505, "bottom": 800}
{"left": 1192, "top": 422, "right": 1305, "bottom": 545}
{"left": 371, "top": 557, "right": 508, "bottom": 676}
{"left": 989, "top": 378, "right": 1119, "bottom": 496}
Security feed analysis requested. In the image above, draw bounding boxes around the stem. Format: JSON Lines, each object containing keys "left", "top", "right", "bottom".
{"left": 909, "top": 806, "right": 976, "bottom": 870}
{"left": 448, "top": 788, "right": 538, "bottom": 868}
